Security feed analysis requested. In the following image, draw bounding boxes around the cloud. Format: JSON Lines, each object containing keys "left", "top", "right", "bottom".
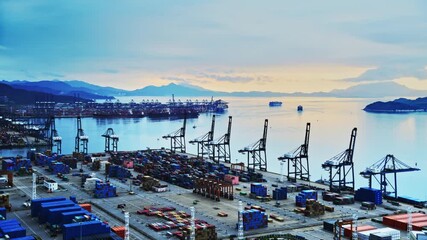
{"left": 344, "top": 65, "right": 427, "bottom": 82}
{"left": 1, "top": 0, "right": 427, "bottom": 91}
{"left": 101, "top": 69, "right": 119, "bottom": 74}
{"left": 43, "top": 72, "right": 65, "bottom": 78}
{"left": 196, "top": 73, "right": 254, "bottom": 83}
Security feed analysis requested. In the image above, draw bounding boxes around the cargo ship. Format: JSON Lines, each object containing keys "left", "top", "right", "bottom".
{"left": 269, "top": 101, "right": 282, "bottom": 107}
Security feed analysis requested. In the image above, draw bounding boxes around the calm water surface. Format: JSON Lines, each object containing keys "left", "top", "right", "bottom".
{"left": 1, "top": 97, "right": 426, "bottom": 200}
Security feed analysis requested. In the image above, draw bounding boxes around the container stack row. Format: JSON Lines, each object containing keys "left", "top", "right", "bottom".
{"left": 94, "top": 181, "right": 117, "bottom": 198}
{"left": 304, "top": 199, "right": 325, "bottom": 217}
{"left": 140, "top": 176, "right": 161, "bottom": 191}
{"left": 322, "top": 191, "right": 340, "bottom": 201}
{"left": 106, "top": 164, "right": 132, "bottom": 179}
{"left": 250, "top": 183, "right": 267, "bottom": 197}
{"left": 272, "top": 187, "right": 287, "bottom": 200}
{"left": 358, "top": 227, "right": 400, "bottom": 240}
{"left": 34, "top": 153, "right": 77, "bottom": 169}
{"left": 49, "top": 162, "right": 70, "bottom": 174}
{"left": 63, "top": 220, "right": 110, "bottom": 240}
{"left": 0, "top": 219, "right": 26, "bottom": 239}
{"left": 333, "top": 195, "right": 355, "bottom": 205}
{"left": 1, "top": 158, "right": 31, "bottom": 172}
{"left": 295, "top": 190, "right": 317, "bottom": 207}
{"left": 355, "top": 187, "right": 383, "bottom": 205}
{"left": 237, "top": 209, "right": 268, "bottom": 231}
{"left": 31, "top": 197, "right": 109, "bottom": 240}
{"left": 174, "top": 223, "right": 217, "bottom": 240}
{"left": 119, "top": 150, "right": 263, "bottom": 190}
{"left": 383, "top": 213, "right": 427, "bottom": 231}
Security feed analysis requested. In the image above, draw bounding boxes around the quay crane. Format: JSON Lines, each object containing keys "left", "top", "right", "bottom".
{"left": 238, "top": 119, "right": 268, "bottom": 172}
{"left": 278, "top": 122, "right": 311, "bottom": 182}
{"left": 162, "top": 116, "right": 187, "bottom": 153}
{"left": 322, "top": 128, "right": 357, "bottom": 193}
{"left": 189, "top": 115, "right": 215, "bottom": 158}
{"left": 74, "top": 116, "right": 89, "bottom": 154}
{"left": 49, "top": 116, "right": 62, "bottom": 154}
{"left": 360, "top": 154, "right": 419, "bottom": 199}
{"left": 102, "top": 128, "right": 119, "bottom": 152}
{"left": 208, "top": 116, "right": 232, "bottom": 163}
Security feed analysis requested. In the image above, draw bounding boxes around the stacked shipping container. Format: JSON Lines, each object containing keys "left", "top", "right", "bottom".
{"left": 0, "top": 219, "right": 26, "bottom": 238}
{"left": 295, "top": 190, "right": 317, "bottom": 207}
{"left": 355, "top": 187, "right": 383, "bottom": 205}
{"left": 94, "top": 181, "right": 117, "bottom": 198}
{"left": 250, "top": 183, "right": 267, "bottom": 197}
{"left": 237, "top": 209, "right": 268, "bottom": 231}
{"left": 272, "top": 187, "right": 287, "bottom": 200}
{"left": 383, "top": 213, "right": 427, "bottom": 231}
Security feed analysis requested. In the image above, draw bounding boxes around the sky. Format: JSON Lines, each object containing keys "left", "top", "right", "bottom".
{"left": 1, "top": 0, "right": 427, "bottom": 92}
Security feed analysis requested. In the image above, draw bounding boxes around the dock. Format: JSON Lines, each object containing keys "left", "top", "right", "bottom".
{"left": 1, "top": 149, "right": 425, "bottom": 239}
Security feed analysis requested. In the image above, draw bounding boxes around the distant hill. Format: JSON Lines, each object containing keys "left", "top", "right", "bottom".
{"left": 364, "top": 97, "right": 427, "bottom": 112}
{"left": 0, "top": 83, "right": 90, "bottom": 104}
{"left": 2, "top": 79, "right": 426, "bottom": 99}
{"left": 328, "top": 82, "right": 427, "bottom": 98}
{"left": 64, "top": 80, "right": 127, "bottom": 96}
{"left": 1, "top": 80, "right": 114, "bottom": 100}
{"left": 126, "top": 81, "right": 427, "bottom": 98}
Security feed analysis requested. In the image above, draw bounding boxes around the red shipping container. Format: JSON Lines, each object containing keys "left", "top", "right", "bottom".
{"left": 413, "top": 221, "right": 427, "bottom": 231}
{"left": 383, "top": 213, "right": 426, "bottom": 228}
{"left": 343, "top": 225, "right": 376, "bottom": 238}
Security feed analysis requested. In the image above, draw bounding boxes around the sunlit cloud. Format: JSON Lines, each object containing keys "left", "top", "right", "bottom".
{"left": 1, "top": 0, "right": 426, "bottom": 91}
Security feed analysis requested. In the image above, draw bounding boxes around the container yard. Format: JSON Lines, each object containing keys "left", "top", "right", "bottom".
{"left": 0, "top": 149, "right": 425, "bottom": 239}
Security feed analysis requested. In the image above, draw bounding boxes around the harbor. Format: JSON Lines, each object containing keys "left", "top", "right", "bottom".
{"left": 0, "top": 97, "right": 426, "bottom": 240}
{"left": 1, "top": 149, "right": 426, "bottom": 240}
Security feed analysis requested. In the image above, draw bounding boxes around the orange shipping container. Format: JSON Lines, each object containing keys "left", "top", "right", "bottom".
{"left": 112, "top": 226, "right": 125, "bottom": 239}
{"left": 343, "top": 225, "right": 376, "bottom": 238}
{"left": 79, "top": 203, "right": 92, "bottom": 212}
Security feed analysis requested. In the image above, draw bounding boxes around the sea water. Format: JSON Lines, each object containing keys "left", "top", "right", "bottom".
{"left": 1, "top": 96, "right": 426, "bottom": 200}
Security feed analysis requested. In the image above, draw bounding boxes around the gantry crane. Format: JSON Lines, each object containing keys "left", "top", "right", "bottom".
{"left": 360, "top": 154, "right": 420, "bottom": 199}
{"left": 238, "top": 119, "right": 268, "bottom": 172}
{"left": 75, "top": 116, "right": 89, "bottom": 154}
{"left": 208, "top": 116, "right": 232, "bottom": 163}
{"left": 278, "top": 122, "right": 311, "bottom": 182}
{"left": 189, "top": 115, "right": 215, "bottom": 158}
{"left": 102, "top": 128, "right": 119, "bottom": 152}
{"left": 322, "top": 128, "right": 357, "bottom": 193}
{"left": 162, "top": 116, "right": 187, "bottom": 153}
{"left": 49, "top": 116, "right": 62, "bottom": 154}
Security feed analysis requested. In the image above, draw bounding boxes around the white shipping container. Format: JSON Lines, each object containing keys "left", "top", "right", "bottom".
{"left": 410, "top": 231, "right": 427, "bottom": 240}
{"left": 358, "top": 227, "right": 400, "bottom": 240}
{"left": 84, "top": 178, "right": 101, "bottom": 190}
{"left": 44, "top": 179, "right": 58, "bottom": 191}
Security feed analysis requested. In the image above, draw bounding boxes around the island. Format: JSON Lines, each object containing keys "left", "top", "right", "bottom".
{"left": 364, "top": 97, "right": 427, "bottom": 113}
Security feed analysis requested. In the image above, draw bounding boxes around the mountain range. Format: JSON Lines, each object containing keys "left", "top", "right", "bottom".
{"left": 1, "top": 80, "right": 427, "bottom": 102}
{"left": 0, "top": 83, "right": 90, "bottom": 104}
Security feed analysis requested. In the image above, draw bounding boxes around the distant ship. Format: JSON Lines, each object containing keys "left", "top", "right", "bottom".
{"left": 269, "top": 101, "right": 282, "bottom": 107}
